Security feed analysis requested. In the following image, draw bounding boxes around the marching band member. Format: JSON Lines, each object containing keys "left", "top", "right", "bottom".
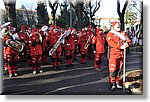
{"left": 92, "top": 28, "right": 105, "bottom": 71}
{"left": 18, "top": 25, "right": 29, "bottom": 62}
{"left": 2, "top": 23, "right": 19, "bottom": 77}
{"left": 87, "top": 26, "right": 94, "bottom": 59}
{"left": 79, "top": 28, "right": 90, "bottom": 64}
{"left": 29, "top": 28, "right": 43, "bottom": 74}
{"left": 40, "top": 25, "right": 49, "bottom": 65}
{"left": 106, "top": 22, "right": 131, "bottom": 91}
{"left": 47, "top": 26, "right": 62, "bottom": 69}
{"left": 64, "top": 28, "right": 76, "bottom": 66}
{"left": 73, "top": 32, "right": 79, "bottom": 61}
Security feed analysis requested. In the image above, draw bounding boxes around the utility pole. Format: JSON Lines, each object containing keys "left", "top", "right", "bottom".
{"left": 70, "top": 3, "right": 72, "bottom": 28}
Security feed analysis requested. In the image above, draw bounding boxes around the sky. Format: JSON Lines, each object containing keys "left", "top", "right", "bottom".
{"left": 0, "top": 0, "right": 142, "bottom": 18}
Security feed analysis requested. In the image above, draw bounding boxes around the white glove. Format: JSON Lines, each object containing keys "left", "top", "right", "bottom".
{"left": 120, "top": 45, "right": 126, "bottom": 49}
{"left": 124, "top": 43, "right": 129, "bottom": 47}
{"left": 120, "top": 43, "right": 128, "bottom": 49}
{"left": 93, "top": 51, "right": 96, "bottom": 54}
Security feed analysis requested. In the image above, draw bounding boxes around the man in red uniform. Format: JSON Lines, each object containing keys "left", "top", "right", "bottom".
{"left": 64, "top": 28, "right": 76, "bottom": 66}
{"left": 79, "top": 28, "right": 90, "bottom": 64}
{"left": 40, "top": 25, "right": 49, "bottom": 65}
{"left": 106, "top": 22, "right": 131, "bottom": 91}
{"left": 47, "top": 27, "right": 62, "bottom": 69}
{"left": 2, "top": 24, "right": 19, "bottom": 77}
{"left": 18, "top": 25, "right": 29, "bottom": 62}
{"left": 87, "top": 26, "right": 94, "bottom": 59}
{"left": 29, "top": 28, "right": 43, "bottom": 74}
{"left": 92, "top": 28, "right": 105, "bottom": 71}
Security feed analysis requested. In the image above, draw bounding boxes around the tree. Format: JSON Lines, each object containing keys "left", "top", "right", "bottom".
{"left": 36, "top": 1, "right": 49, "bottom": 27}
{"left": 3, "top": 0, "right": 17, "bottom": 28}
{"left": 117, "top": 0, "right": 128, "bottom": 31}
{"left": 83, "top": 0, "right": 101, "bottom": 25}
{"left": 125, "top": 9, "right": 137, "bottom": 26}
{"left": 69, "top": 0, "right": 84, "bottom": 29}
{"left": 48, "top": 0, "right": 59, "bottom": 25}
{"left": 58, "top": 0, "right": 69, "bottom": 28}
{"left": 21, "top": 5, "right": 30, "bottom": 26}
{"left": 16, "top": 9, "right": 27, "bottom": 29}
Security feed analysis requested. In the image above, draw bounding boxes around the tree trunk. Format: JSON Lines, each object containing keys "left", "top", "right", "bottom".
{"left": 4, "top": 2, "right": 17, "bottom": 28}
{"left": 52, "top": 10, "right": 56, "bottom": 25}
{"left": 117, "top": 0, "right": 128, "bottom": 31}
{"left": 119, "top": 14, "right": 125, "bottom": 31}
{"left": 75, "top": 2, "right": 83, "bottom": 29}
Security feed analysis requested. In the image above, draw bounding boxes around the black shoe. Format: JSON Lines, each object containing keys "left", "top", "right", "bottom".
{"left": 81, "top": 62, "right": 86, "bottom": 64}
{"left": 69, "top": 64, "right": 73, "bottom": 66}
{"left": 66, "top": 64, "right": 69, "bottom": 67}
{"left": 43, "top": 62, "right": 49, "bottom": 65}
{"left": 111, "top": 83, "right": 117, "bottom": 91}
{"left": 53, "top": 67, "right": 57, "bottom": 70}
{"left": 56, "top": 66, "right": 61, "bottom": 70}
{"left": 74, "top": 58, "right": 77, "bottom": 61}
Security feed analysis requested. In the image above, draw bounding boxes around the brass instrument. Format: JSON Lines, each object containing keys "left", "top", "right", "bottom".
{"left": 84, "top": 36, "right": 91, "bottom": 50}
{"left": 1, "top": 28, "right": 25, "bottom": 52}
{"left": 49, "top": 33, "right": 65, "bottom": 56}
{"left": 6, "top": 39, "right": 25, "bottom": 52}
{"left": 39, "top": 34, "right": 42, "bottom": 43}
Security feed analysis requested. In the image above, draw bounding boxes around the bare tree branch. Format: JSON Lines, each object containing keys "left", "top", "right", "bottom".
{"left": 122, "top": 0, "right": 128, "bottom": 14}
{"left": 117, "top": 0, "right": 121, "bottom": 14}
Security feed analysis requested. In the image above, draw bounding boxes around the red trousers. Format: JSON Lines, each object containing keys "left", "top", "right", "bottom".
{"left": 80, "top": 51, "right": 87, "bottom": 63}
{"left": 42, "top": 47, "right": 48, "bottom": 63}
{"left": 31, "top": 55, "right": 42, "bottom": 71}
{"left": 108, "top": 57, "right": 124, "bottom": 84}
{"left": 65, "top": 50, "right": 74, "bottom": 65}
{"left": 51, "top": 51, "right": 61, "bottom": 67}
{"left": 4, "top": 54, "right": 18, "bottom": 75}
{"left": 94, "top": 53, "right": 104, "bottom": 69}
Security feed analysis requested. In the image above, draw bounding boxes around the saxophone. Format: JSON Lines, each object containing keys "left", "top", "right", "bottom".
{"left": 84, "top": 36, "right": 91, "bottom": 50}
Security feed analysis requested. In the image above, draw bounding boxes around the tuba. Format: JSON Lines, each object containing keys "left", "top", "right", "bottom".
{"left": 5, "top": 39, "right": 25, "bottom": 52}
{"left": 1, "top": 28, "right": 25, "bottom": 52}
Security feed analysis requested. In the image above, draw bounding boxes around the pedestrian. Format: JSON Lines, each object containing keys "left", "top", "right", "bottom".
{"left": 106, "top": 21, "right": 131, "bottom": 91}
{"left": 92, "top": 28, "right": 105, "bottom": 71}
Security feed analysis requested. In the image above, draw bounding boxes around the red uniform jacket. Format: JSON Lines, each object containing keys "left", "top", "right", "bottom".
{"left": 79, "top": 32, "right": 89, "bottom": 52}
{"left": 18, "top": 31, "right": 29, "bottom": 50}
{"left": 29, "top": 34, "right": 42, "bottom": 56}
{"left": 106, "top": 31, "right": 131, "bottom": 59}
{"left": 92, "top": 34, "right": 105, "bottom": 54}
{"left": 3, "top": 36, "right": 16, "bottom": 54}
{"left": 40, "top": 31, "right": 47, "bottom": 47}
{"left": 47, "top": 31, "right": 62, "bottom": 52}
{"left": 64, "top": 34, "right": 76, "bottom": 51}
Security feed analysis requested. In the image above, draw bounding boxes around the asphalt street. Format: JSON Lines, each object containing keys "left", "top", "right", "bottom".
{"left": 2, "top": 54, "right": 143, "bottom": 95}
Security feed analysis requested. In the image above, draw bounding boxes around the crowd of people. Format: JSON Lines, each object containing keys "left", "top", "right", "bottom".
{"left": 1, "top": 21, "right": 131, "bottom": 91}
